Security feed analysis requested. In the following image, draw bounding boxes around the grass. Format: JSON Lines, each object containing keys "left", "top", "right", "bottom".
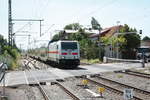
{"left": 0, "top": 54, "right": 21, "bottom": 70}
{"left": 81, "top": 59, "right": 101, "bottom": 64}
{"left": 117, "top": 74, "right": 124, "bottom": 78}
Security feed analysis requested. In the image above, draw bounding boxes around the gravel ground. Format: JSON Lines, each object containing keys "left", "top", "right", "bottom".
{"left": 0, "top": 85, "right": 44, "bottom": 100}
{"left": 87, "top": 82, "right": 124, "bottom": 100}
{"left": 23, "top": 85, "right": 44, "bottom": 100}
{"left": 62, "top": 77, "right": 124, "bottom": 100}
{"left": 131, "top": 67, "right": 150, "bottom": 74}
{"left": 98, "top": 72, "right": 150, "bottom": 100}
{"left": 2, "top": 85, "right": 44, "bottom": 100}
{"left": 4, "top": 87, "right": 28, "bottom": 100}
{"left": 101, "top": 72, "right": 150, "bottom": 91}
{"left": 62, "top": 77, "right": 95, "bottom": 100}
{"left": 2, "top": 62, "right": 150, "bottom": 100}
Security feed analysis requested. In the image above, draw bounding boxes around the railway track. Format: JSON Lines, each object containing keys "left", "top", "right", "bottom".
{"left": 24, "top": 58, "right": 80, "bottom": 100}
{"left": 37, "top": 85, "right": 51, "bottom": 100}
{"left": 24, "top": 57, "right": 43, "bottom": 70}
{"left": 85, "top": 75, "right": 150, "bottom": 100}
{"left": 55, "top": 82, "right": 80, "bottom": 100}
{"left": 22, "top": 57, "right": 150, "bottom": 100}
{"left": 117, "top": 70, "right": 150, "bottom": 79}
{"left": 96, "top": 76, "right": 150, "bottom": 95}
{"left": 85, "top": 77, "right": 142, "bottom": 100}
{"left": 23, "top": 58, "right": 51, "bottom": 100}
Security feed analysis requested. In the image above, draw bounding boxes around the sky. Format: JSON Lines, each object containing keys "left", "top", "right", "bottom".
{"left": 0, "top": 0, "right": 150, "bottom": 49}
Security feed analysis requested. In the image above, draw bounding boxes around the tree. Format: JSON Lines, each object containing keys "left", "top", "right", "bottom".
{"left": 0, "top": 34, "right": 20, "bottom": 70}
{"left": 51, "top": 34, "right": 59, "bottom": 42}
{"left": 61, "top": 25, "right": 99, "bottom": 60}
{"left": 64, "top": 23, "right": 81, "bottom": 30}
{"left": 101, "top": 35, "right": 126, "bottom": 49}
{"left": 0, "top": 35, "right": 7, "bottom": 52}
{"left": 142, "top": 36, "right": 150, "bottom": 41}
{"left": 119, "top": 24, "right": 140, "bottom": 59}
{"left": 91, "top": 17, "right": 102, "bottom": 30}
{"left": 101, "top": 24, "right": 140, "bottom": 59}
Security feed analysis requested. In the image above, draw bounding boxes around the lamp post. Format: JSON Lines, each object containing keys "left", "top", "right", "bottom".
{"left": 139, "top": 29, "right": 145, "bottom": 68}
{"left": 116, "top": 21, "right": 120, "bottom": 58}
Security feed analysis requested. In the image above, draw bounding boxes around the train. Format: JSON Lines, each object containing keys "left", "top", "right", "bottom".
{"left": 31, "top": 40, "right": 80, "bottom": 68}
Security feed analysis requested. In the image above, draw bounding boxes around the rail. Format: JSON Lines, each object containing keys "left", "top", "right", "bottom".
{"left": 37, "top": 85, "right": 50, "bottom": 100}
{"left": 127, "top": 70, "right": 150, "bottom": 76}
{"left": 117, "top": 70, "right": 150, "bottom": 79}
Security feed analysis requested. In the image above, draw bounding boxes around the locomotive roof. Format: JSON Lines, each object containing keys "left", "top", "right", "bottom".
{"left": 48, "top": 40, "right": 78, "bottom": 45}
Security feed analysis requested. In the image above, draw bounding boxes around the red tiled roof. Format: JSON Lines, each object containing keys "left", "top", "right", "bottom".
{"left": 89, "top": 25, "right": 123, "bottom": 38}
{"left": 141, "top": 40, "right": 150, "bottom": 46}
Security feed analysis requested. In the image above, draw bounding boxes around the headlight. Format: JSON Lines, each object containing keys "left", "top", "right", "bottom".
{"left": 74, "top": 56, "right": 78, "bottom": 59}
{"left": 61, "top": 56, "right": 65, "bottom": 59}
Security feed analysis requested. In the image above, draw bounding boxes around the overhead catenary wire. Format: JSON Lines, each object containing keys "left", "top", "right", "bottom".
{"left": 38, "top": 0, "right": 51, "bottom": 18}
{"left": 68, "top": 0, "right": 119, "bottom": 23}
{"left": 14, "top": 22, "right": 31, "bottom": 34}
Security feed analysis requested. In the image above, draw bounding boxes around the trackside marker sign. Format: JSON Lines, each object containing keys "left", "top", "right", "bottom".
{"left": 123, "top": 89, "right": 133, "bottom": 100}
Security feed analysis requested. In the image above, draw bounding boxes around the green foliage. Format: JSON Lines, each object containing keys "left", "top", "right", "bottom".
{"left": 51, "top": 34, "right": 59, "bottom": 42}
{"left": 119, "top": 24, "right": 137, "bottom": 33}
{"left": 142, "top": 36, "right": 150, "bottom": 41}
{"left": 81, "top": 59, "right": 100, "bottom": 64}
{"left": 68, "top": 29, "right": 99, "bottom": 60}
{"left": 101, "top": 35, "right": 126, "bottom": 50}
{"left": 91, "top": 17, "right": 102, "bottom": 30}
{"left": 122, "top": 33, "right": 140, "bottom": 50}
{"left": 52, "top": 23, "right": 100, "bottom": 60}
{"left": 101, "top": 24, "right": 140, "bottom": 59}
{"left": 119, "top": 24, "right": 140, "bottom": 59}
{"left": 0, "top": 34, "right": 20, "bottom": 70}
{"left": 64, "top": 23, "right": 81, "bottom": 30}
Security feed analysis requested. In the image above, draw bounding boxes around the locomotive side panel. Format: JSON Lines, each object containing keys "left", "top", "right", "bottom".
{"left": 47, "top": 42, "right": 59, "bottom": 62}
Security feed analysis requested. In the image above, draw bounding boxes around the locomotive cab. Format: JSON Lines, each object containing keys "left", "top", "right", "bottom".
{"left": 59, "top": 41, "right": 80, "bottom": 68}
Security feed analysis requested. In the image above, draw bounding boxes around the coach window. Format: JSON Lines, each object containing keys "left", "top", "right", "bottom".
{"left": 56, "top": 45, "right": 58, "bottom": 49}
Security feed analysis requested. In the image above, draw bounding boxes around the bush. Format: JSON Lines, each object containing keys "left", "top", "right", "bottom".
{"left": 0, "top": 47, "right": 20, "bottom": 70}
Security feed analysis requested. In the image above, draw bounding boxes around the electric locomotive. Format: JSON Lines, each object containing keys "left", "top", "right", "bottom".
{"left": 47, "top": 40, "right": 80, "bottom": 68}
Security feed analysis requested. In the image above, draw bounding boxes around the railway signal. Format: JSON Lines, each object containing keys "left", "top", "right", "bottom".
{"left": 98, "top": 87, "right": 105, "bottom": 98}
{"left": 82, "top": 79, "right": 88, "bottom": 88}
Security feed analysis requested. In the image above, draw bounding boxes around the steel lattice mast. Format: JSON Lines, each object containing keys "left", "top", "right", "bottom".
{"left": 8, "top": 0, "right": 12, "bottom": 46}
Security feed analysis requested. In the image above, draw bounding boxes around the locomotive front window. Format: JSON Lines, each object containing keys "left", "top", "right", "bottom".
{"left": 61, "top": 42, "right": 77, "bottom": 49}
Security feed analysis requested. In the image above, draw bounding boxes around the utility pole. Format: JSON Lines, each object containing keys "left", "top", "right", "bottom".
{"left": 8, "top": 0, "right": 13, "bottom": 46}
{"left": 116, "top": 21, "right": 120, "bottom": 58}
{"left": 19, "top": 44, "right": 22, "bottom": 52}
{"left": 28, "top": 35, "right": 30, "bottom": 50}
{"left": 98, "top": 25, "right": 102, "bottom": 61}
{"left": 40, "top": 20, "right": 42, "bottom": 36}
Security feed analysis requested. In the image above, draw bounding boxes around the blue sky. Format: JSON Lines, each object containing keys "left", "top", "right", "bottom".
{"left": 0, "top": 0, "right": 150, "bottom": 49}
